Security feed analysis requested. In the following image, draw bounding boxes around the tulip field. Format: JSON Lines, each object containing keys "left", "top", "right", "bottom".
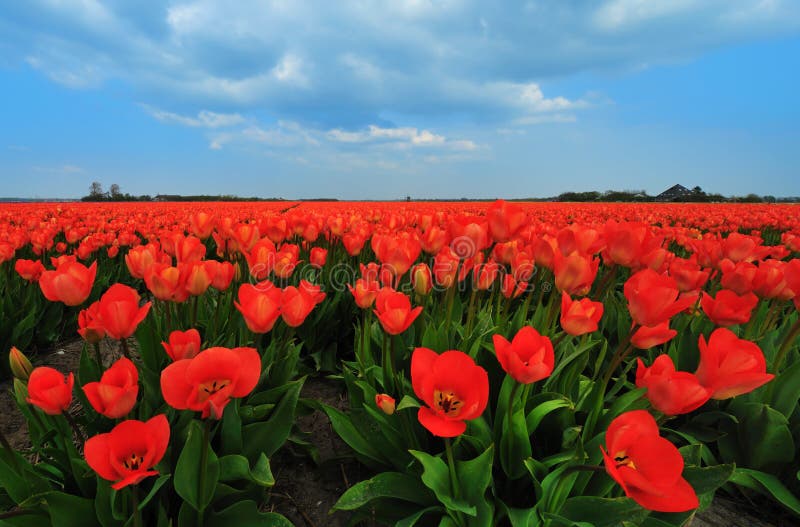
{"left": 3, "top": 199, "right": 800, "bottom": 526}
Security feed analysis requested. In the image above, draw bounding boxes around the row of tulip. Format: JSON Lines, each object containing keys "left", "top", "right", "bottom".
{"left": 1, "top": 200, "right": 799, "bottom": 526}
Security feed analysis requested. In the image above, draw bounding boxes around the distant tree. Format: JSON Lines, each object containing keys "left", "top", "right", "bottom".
{"left": 692, "top": 186, "right": 703, "bottom": 194}
{"left": 89, "top": 181, "right": 104, "bottom": 198}
{"left": 109, "top": 184, "right": 121, "bottom": 199}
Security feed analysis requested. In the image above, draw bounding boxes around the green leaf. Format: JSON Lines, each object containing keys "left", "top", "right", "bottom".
{"left": 218, "top": 454, "right": 274, "bottom": 487}
{"left": 396, "top": 506, "right": 445, "bottom": 527}
{"left": 206, "top": 500, "right": 293, "bottom": 527}
{"left": 332, "top": 472, "right": 433, "bottom": 511}
{"left": 455, "top": 445, "right": 494, "bottom": 505}
{"left": 729, "top": 467, "right": 800, "bottom": 516}
{"left": 242, "top": 378, "right": 303, "bottom": 461}
{"left": 318, "top": 403, "right": 387, "bottom": 466}
{"left": 174, "top": 420, "right": 219, "bottom": 512}
{"left": 409, "top": 450, "right": 476, "bottom": 517}
{"left": 396, "top": 395, "right": 421, "bottom": 411}
{"left": 526, "top": 397, "right": 573, "bottom": 434}
{"left": 681, "top": 464, "right": 733, "bottom": 496}
{"left": 45, "top": 491, "right": 100, "bottom": 527}
{"left": 558, "top": 496, "right": 648, "bottom": 527}
{"left": 769, "top": 360, "right": 800, "bottom": 418}
{"left": 137, "top": 474, "right": 171, "bottom": 511}
{"left": 736, "top": 402, "right": 795, "bottom": 470}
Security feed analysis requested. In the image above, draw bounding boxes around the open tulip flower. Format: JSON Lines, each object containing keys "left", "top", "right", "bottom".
{"left": 560, "top": 291, "right": 604, "bottom": 336}
{"left": 85, "top": 414, "right": 169, "bottom": 490}
{"left": 700, "top": 289, "right": 759, "bottom": 327}
{"left": 83, "top": 357, "right": 139, "bottom": 419}
{"left": 374, "top": 288, "right": 422, "bottom": 335}
{"left": 493, "top": 326, "right": 555, "bottom": 384}
{"left": 161, "top": 346, "right": 261, "bottom": 419}
{"left": 696, "top": 328, "right": 774, "bottom": 399}
{"left": 624, "top": 269, "right": 695, "bottom": 327}
{"left": 636, "top": 355, "right": 711, "bottom": 415}
{"left": 411, "top": 347, "right": 489, "bottom": 437}
{"left": 601, "top": 410, "right": 699, "bottom": 512}
{"left": 235, "top": 282, "right": 282, "bottom": 333}
{"left": 161, "top": 328, "right": 202, "bottom": 361}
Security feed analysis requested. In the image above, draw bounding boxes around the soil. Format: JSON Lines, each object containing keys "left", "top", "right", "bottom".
{"left": 1, "top": 342, "right": 794, "bottom": 527}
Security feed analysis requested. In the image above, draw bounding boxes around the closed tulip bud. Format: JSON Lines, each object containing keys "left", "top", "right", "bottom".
{"left": 411, "top": 263, "right": 432, "bottom": 296}
{"left": 26, "top": 367, "right": 74, "bottom": 415}
{"left": 375, "top": 394, "right": 396, "bottom": 415}
{"left": 9, "top": 346, "right": 33, "bottom": 381}
{"left": 309, "top": 247, "right": 328, "bottom": 268}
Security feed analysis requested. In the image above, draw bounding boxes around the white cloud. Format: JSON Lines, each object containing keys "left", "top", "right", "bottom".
{"left": 32, "top": 164, "right": 84, "bottom": 174}
{"left": 325, "top": 125, "right": 475, "bottom": 150}
{"left": 142, "top": 105, "right": 246, "bottom": 128}
{"left": 271, "top": 54, "right": 310, "bottom": 87}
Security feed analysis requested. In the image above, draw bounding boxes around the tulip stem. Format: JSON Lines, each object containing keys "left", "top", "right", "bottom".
{"left": 130, "top": 486, "right": 142, "bottom": 527}
{"left": 505, "top": 381, "right": 521, "bottom": 474}
{"left": 444, "top": 437, "right": 464, "bottom": 525}
{"left": 120, "top": 339, "right": 132, "bottom": 360}
{"left": 465, "top": 289, "right": 478, "bottom": 335}
{"left": 92, "top": 342, "right": 102, "bottom": 366}
{"left": 197, "top": 420, "right": 211, "bottom": 527}
{"left": 444, "top": 285, "right": 457, "bottom": 338}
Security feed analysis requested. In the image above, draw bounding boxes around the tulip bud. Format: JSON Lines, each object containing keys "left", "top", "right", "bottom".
{"left": 411, "top": 263, "right": 432, "bottom": 296}
{"left": 375, "top": 394, "right": 396, "bottom": 415}
{"left": 9, "top": 346, "right": 33, "bottom": 381}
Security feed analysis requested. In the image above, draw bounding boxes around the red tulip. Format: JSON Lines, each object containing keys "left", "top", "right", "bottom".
{"left": 560, "top": 291, "right": 604, "bottom": 336}
{"left": 348, "top": 278, "right": 380, "bottom": 309}
{"left": 235, "top": 282, "right": 282, "bottom": 333}
{"left": 411, "top": 348, "right": 489, "bottom": 437}
{"left": 601, "top": 410, "right": 698, "bottom": 512}
{"left": 309, "top": 247, "right": 328, "bottom": 268}
{"left": 475, "top": 262, "right": 501, "bottom": 291}
{"left": 162, "top": 329, "right": 202, "bottom": 361}
{"left": 500, "top": 274, "right": 527, "bottom": 300}
{"left": 696, "top": 328, "right": 774, "bottom": 399}
{"left": 145, "top": 263, "right": 188, "bottom": 303}
{"left": 720, "top": 260, "right": 757, "bottom": 295}
{"left": 553, "top": 251, "right": 599, "bottom": 297}
{"left": 182, "top": 261, "right": 215, "bottom": 297}
{"left": 374, "top": 289, "right": 422, "bottom": 335}
{"left": 487, "top": 199, "right": 526, "bottom": 243}
{"left": 84, "top": 414, "right": 169, "bottom": 490}
{"left": 669, "top": 258, "right": 709, "bottom": 293}
{"left": 700, "top": 289, "right": 759, "bottom": 327}
{"left": 96, "top": 284, "right": 152, "bottom": 340}
{"left": 635, "top": 356, "right": 711, "bottom": 415}
{"left": 624, "top": 269, "right": 694, "bottom": 327}
{"left": 493, "top": 326, "right": 555, "bottom": 384}
{"left": 125, "top": 244, "right": 162, "bottom": 280}
{"left": 281, "top": 280, "right": 326, "bottom": 327}
{"left": 630, "top": 321, "right": 677, "bottom": 350}
{"left": 161, "top": 346, "right": 261, "bottom": 419}
{"left": 26, "top": 366, "right": 74, "bottom": 415}
{"left": 14, "top": 259, "right": 45, "bottom": 282}
{"left": 433, "top": 247, "right": 460, "bottom": 288}
{"left": 83, "top": 357, "right": 139, "bottom": 419}
{"left": 244, "top": 238, "right": 276, "bottom": 281}
{"left": 209, "top": 260, "right": 236, "bottom": 291}
{"left": 372, "top": 234, "right": 422, "bottom": 280}
{"left": 78, "top": 301, "right": 105, "bottom": 344}
{"left": 39, "top": 261, "right": 97, "bottom": 306}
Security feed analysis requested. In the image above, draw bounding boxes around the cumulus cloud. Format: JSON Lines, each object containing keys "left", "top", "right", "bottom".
{"left": 142, "top": 105, "right": 246, "bottom": 128}
{"left": 3, "top": 0, "right": 797, "bottom": 129}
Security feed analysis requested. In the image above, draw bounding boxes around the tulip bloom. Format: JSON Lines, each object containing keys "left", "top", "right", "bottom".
{"left": 162, "top": 329, "right": 202, "bottom": 361}
{"left": 125, "top": 244, "right": 161, "bottom": 279}
{"left": 14, "top": 259, "right": 45, "bottom": 282}
{"left": 560, "top": 292, "right": 604, "bottom": 336}
{"left": 487, "top": 199, "right": 526, "bottom": 243}
{"left": 83, "top": 357, "right": 139, "bottom": 419}
{"left": 145, "top": 263, "right": 188, "bottom": 303}
{"left": 39, "top": 261, "right": 97, "bottom": 306}
{"left": 26, "top": 367, "right": 74, "bottom": 415}
{"left": 161, "top": 346, "right": 261, "bottom": 419}
{"left": 630, "top": 321, "right": 677, "bottom": 350}
{"left": 374, "top": 289, "right": 423, "bottom": 335}
{"left": 696, "top": 329, "right": 774, "bottom": 399}
{"left": 553, "top": 251, "right": 599, "bottom": 297}
{"left": 700, "top": 290, "right": 759, "bottom": 327}
{"left": 635, "top": 356, "right": 711, "bottom": 415}
{"left": 669, "top": 258, "right": 709, "bottom": 293}
{"left": 624, "top": 269, "right": 694, "bottom": 327}
{"left": 309, "top": 247, "right": 328, "bottom": 268}
{"left": 281, "top": 280, "right": 326, "bottom": 327}
{"left": 411, "top": 348, "right": 489, "bottom": 437}
{"left": 348, "top": 278, "right": 380, "bottom": 309}
{"left": 182, "top": 261, "right": 215, "bottom": 297}
{"left": 601, "top": 410, "right": 698, "bottom": 512}
{"left": 78, "top": 301, "right": 105, "bottom": 344}
{"left": 209, "top": 260, "right": 236, "bottom": 291}
{"left": 95, "top": 284, "right": 152, "bottom": 340}
{"left": 493, "top": 326, "right": 555, "bottom": 384}
{"left": 235, "top": 282, "right": 282, "bottom": 333}
{"left": 375, "top": 394, "right": 396, "bottom": 415}
{"left": 411, "top": 263, "right": 433, "bottom": 296}
{"left": 84, "top": 414, "right": 170, "bottom": 490}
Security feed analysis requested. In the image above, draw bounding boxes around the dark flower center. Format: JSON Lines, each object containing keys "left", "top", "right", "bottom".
{"left": 123, "top": 452, "right": 144, "bottom": 471}
{"left": 434, "top": 389, "right": 463, "bottom": 417}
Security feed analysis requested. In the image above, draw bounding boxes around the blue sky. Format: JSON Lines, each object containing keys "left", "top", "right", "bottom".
{"left": 1, "top": 1, "right": 799, "bottom": 199}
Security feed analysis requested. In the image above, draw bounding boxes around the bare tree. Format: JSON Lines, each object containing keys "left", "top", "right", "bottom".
{"left": 89, "top": 181, "right": 104, "bottom": 197}
{"left": 109, "top": 183, "right": 121, "bottom": 198}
